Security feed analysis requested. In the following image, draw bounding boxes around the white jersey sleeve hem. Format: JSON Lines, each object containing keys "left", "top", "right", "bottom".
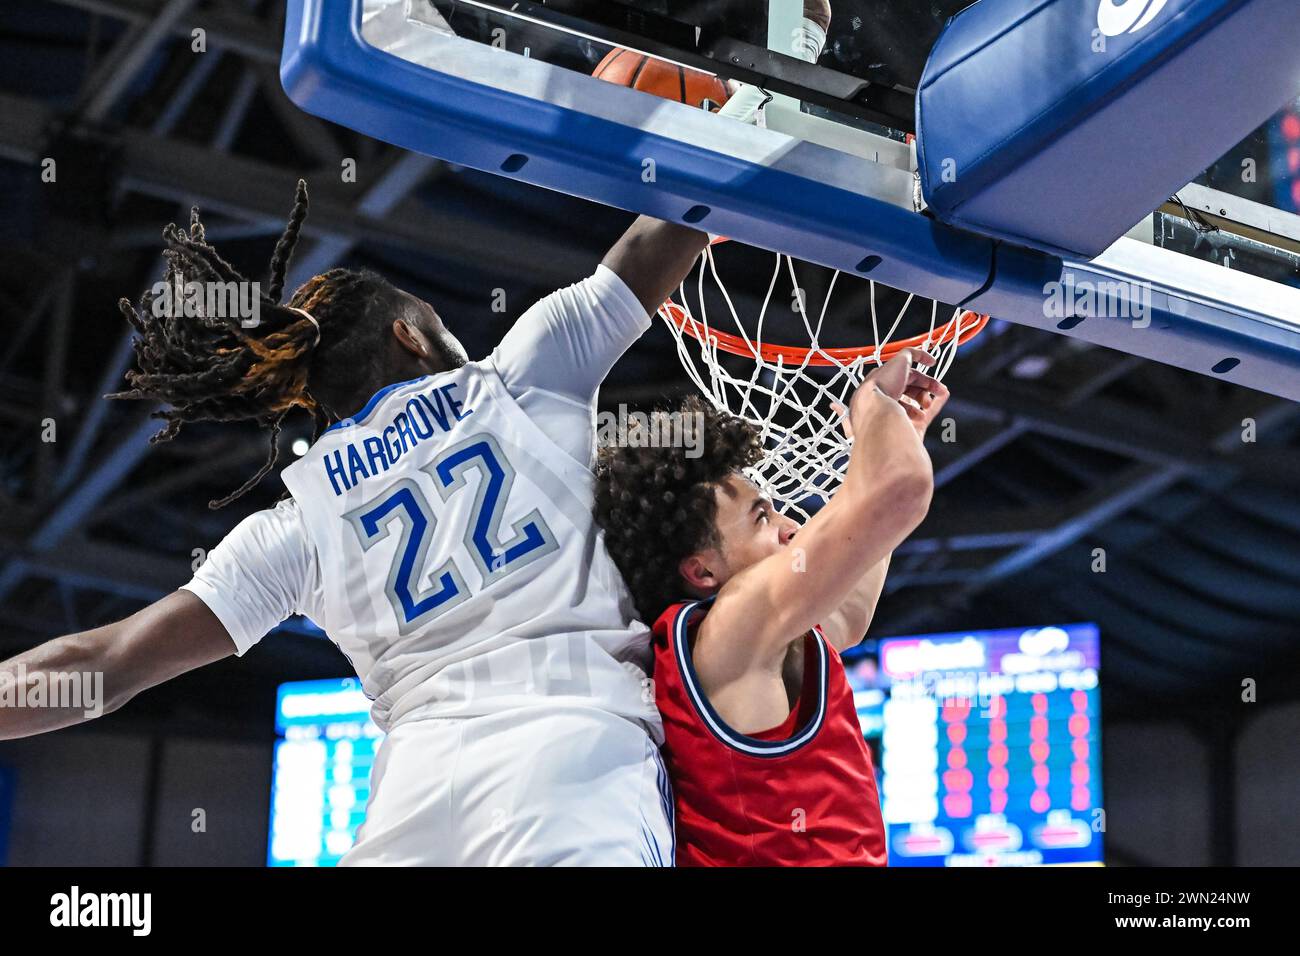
{"left": 179, "top": 577, "right": 259, "bottom": 657}
{"left": 179, "top": 497, "right": 318, "bottom": 656}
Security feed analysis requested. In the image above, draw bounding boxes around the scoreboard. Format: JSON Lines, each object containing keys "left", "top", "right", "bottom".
{"left": 269, "top": 625, "right": 1102, "bottom": 867}
{"left": 268, "top": 678, "right": 382, "bottom": 867}
{"left": 1277, "top": 101, "right": 1300, "bottom": 213}
{"left": 848, "top": 623, "right": 1103, "bottom": 867}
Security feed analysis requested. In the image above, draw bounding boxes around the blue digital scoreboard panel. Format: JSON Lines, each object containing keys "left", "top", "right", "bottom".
{"left": 849, "top": 623, "right": 1103, "bottom": 867}
{"left": 268, "top": 678, "right": 382, "bottom": 867}
{"left": 1276, "top": 102, "right": 1300, "bottom": 213}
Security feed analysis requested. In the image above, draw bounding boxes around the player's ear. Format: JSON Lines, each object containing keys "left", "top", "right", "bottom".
{"left": 679, "top": 552, "right": 720, "bottom": 594}
{"left": 392, "top": 317, "right": 431, "bottom": 359}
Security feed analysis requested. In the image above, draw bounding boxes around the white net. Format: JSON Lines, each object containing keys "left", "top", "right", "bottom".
{"left": 658, "top": 242, "right": 984, "bottom": 520}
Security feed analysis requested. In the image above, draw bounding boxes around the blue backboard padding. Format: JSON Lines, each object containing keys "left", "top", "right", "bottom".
{"left": 280, "top": 1, "right": 1300, "bottom": 400}
{"left": 972, "top": 243, "right": 1300, "bottom": 392}
{"left": 281, "top": 1, "right": 993, "bottom": 309}
{"left": 917, "top": 0, "right": 1300, "bottom": 259}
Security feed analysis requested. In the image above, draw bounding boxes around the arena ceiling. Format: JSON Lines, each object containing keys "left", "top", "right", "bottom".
{"left": 1, "top": 0, "right": 1298, "bottom": 736}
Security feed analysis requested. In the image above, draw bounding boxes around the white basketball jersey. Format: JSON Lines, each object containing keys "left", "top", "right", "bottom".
{"left": 278, "top": 360, "right": 658, "bottom": 736}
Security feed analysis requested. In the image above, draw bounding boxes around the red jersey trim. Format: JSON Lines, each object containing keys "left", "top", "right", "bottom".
{"left": 669, "top": 598, "right": 829, "bottom": 758}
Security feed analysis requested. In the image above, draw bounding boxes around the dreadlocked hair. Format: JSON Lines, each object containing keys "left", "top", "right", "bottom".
{"left": 594, "top": 395, "right": 764, "bottom": 623}
{"left": 110, "top": 179, "right": 403, "bottom": 509}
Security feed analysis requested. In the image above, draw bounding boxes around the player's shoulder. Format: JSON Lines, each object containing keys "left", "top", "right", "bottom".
{"left": 250, "top": 494, "right": 304, "bottom": 525}
{"left": 266, "top": 494, "right": 305, "bottom": 523}
{"left": 651, "top": 598, "right": 710, "bottom": 646}
{"left": 352, "top": 367, "right": 488, "bottom": 422}
{"left": 188, "top": 495, "right": 312, "bottom": 594}
{"left": 338, "top": 364, "right": 496, "bottom": 423}
{"left": 213, "top": 496, "right": 311, "bottom": 565}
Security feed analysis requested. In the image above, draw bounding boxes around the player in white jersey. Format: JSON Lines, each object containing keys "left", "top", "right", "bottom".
{"left": 0, "top": 180, "right": 710, "bottom": 865}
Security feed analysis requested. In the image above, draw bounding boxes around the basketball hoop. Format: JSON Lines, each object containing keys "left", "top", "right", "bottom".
{"left": 658, "top": 238, "right": 989, "bottom": 520}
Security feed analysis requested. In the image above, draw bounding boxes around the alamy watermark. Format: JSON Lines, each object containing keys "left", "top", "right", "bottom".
{"left": 595, "top": 405, "right": 704, "bottom": 459}
{"left": 1043, "top": 275, "right": 1152, "bottom": 327}
{"left": 0, "top": 665, "right": 103, "bottom": 719}
{"left": 151, "top": 271, "right": 261, "bottom": 328}
{"left": 50, "top": 886, "right": 150, "bottom": 936}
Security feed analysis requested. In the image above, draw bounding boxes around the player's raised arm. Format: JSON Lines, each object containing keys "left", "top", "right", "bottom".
{"left": 817, "top": 556, "right": 892, "bottom": 653}
{"left": 695, "top": 350, "right": 940, "bottom": 671}
{"left": 0, "top": 591, "right": 235, "bottom": 740}
{"left": 600, "top": 217, "right": 712, "bottom": 318}
{"left": 601, "top": 2, "right": 830, "bottom": 316}
{"left": 818, "top": 373, "right": 949, "bottom": 650}
{"left": 805, "top": 0, "right": 831, "bottom": 33}
{"left": 489, "top": 215, "right": 714, "bottom": 436}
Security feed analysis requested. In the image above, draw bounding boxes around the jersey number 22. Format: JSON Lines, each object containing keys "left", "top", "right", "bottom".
{"left": 345, "top": 434, "right": 558, "bottom": 633}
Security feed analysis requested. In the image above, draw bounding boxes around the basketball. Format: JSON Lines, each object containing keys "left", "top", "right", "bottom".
{"left": 593, "top": 48, "right": 730, "bottom": 112}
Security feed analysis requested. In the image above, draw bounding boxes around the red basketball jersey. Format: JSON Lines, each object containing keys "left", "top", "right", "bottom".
{"left": 652, "top": 598, "right": 888, "bottom": 866}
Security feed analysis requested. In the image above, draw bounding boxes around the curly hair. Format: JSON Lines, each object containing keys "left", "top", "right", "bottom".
{"left": 595, "top": 395, "right": 764, "bottom": 623}
{"left": 109, "top": 180, "right": 408, "bottom": 508}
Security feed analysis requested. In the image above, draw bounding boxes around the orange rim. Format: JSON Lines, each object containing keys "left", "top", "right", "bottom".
{"left": 660, "top": 238, "right": 990, "bottom": 368}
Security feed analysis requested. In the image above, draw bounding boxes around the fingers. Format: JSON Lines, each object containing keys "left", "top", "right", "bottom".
{"left": 856, "top": 349, "right": 949, "bottom": 434}
{"left": 829, "top": 400, "right": 854, "bottom": 440}
{"left": 903, "top": 378, "right": 949, "bottom": 410}
{"left": 902, "top": 384, "right": 930, "bottom": 407}
{"left": 905, "top": 367, "right": 944, "bottom": 395}
{"left": 900, "top": 368, "right": 950, "bottom": 437}
{"left": 927, "top": 381, "right": 950, "bottom": 420}
{"left": 897, "top": 392, "right": 924, "bottom": 413}
{"left": 890, "top": 347, "right": 936, "bottom": 370}
{"left": 903, "top": 383, "right": 949, "bottom": 429}
{"left": 866, "top": 349, "right": 931, "bottom": 400}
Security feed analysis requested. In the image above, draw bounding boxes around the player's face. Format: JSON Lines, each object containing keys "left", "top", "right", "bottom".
{"left": 710, "top": 474, "right": 799, "bottom": 581}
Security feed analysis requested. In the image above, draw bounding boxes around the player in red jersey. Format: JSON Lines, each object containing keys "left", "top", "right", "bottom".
{"left": 595, "top": 349, "right": 946, "bottom": 865}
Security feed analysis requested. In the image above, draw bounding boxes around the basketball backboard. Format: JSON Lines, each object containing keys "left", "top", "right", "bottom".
{"left": 283, "top": 0, "right": 1300, "bottom": 399}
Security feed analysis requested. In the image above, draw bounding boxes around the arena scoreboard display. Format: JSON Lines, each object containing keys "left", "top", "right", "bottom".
{"left": 271, "top": 626, "right": 1101, "bottom": 867}
{"left": 268, "top": 678, "right": 381, "bottom": 867}
{"left": 847, "top": 623, "right": 1104, "bottom": 867}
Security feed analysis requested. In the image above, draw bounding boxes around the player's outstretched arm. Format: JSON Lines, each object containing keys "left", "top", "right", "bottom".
{"left": 600, "top": 216, "right": 712, "bottom": 317}
{"left": 490, "top": 216, "right": 710, "bottom": 417}
{"left": 602, "top": 1, "right": 829, "bottom": 317}
{"left": 695, "top": 351, "right": 939, "bottom": 677}
{"left": 818, "top": 556, "right": 892, "bottom": 653}
{"left": 819, "top": 370, "right": 949, "bottom": 651}
{"left": 596, "top": 0, "right": 834, "bottom": 331}
{"left": 0, "top": 591, "right": 234, "bottom": 740}
{"left": 804, "top": 0, "right": 831, "bottom": 33}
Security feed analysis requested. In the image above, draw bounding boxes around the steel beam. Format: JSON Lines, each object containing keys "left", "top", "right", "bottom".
{"left": 0, "top": 411, "right": 160, "bottom": 602}
{"left": 77, "top": 0, "right": 199, "bottom": 123}
{"left": 282, "top": 151, "right": 443, "bottom": 294}
{"left": 49, "top": 0, "right": 279, "bottom": 64}
{"left": 0, "top": 534, "right": 323, "bottom": 639}
{"left": 0, "top": 91, "right": 592, "bottom": 284}
{"left": 877, "top": 399, "right": 1300, "bottom": 634}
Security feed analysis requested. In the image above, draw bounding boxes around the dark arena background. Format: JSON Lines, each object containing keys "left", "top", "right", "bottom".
{"left": 0, "top": 0, "right": 1297, "bottom": 877}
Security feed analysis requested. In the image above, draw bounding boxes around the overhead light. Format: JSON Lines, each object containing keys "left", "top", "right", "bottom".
{"left": 1009, "top": 355, "right": 1053, "bottom": 380}
{"left": 292, "top": 438, "right": 310, "bottom": 457}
